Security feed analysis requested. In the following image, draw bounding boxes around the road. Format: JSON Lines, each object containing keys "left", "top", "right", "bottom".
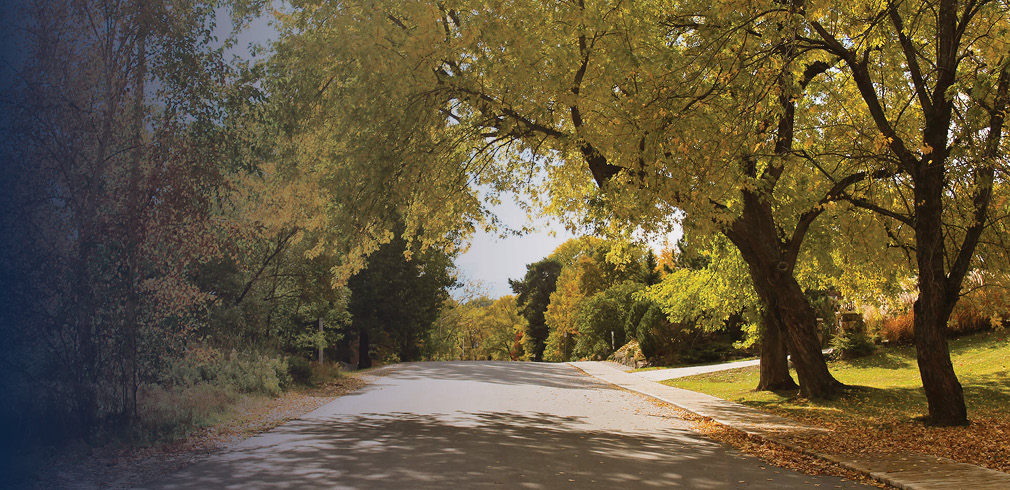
{"left": 140, "top": 362, "right": 868, "bottom": 489}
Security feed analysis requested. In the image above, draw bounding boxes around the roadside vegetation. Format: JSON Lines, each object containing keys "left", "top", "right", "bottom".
{"left": 2, "top": 0, "right": 1009, "bottom": 487}
{"left": 666, "top": 331, "right": 1010, "bottom": 472}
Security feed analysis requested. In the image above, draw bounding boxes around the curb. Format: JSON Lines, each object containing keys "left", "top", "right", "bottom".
{"left": 570, "top": 362, "right": 1010, "bottom": 490}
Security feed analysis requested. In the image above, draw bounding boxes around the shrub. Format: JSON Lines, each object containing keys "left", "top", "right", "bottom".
{"left": 831, "top": 329, "right": 875, "bottom": 359}
{"left": 681, "top": 343, "right": 738, "bottom": 365}
{"left": 950, "top": 302, "right": 996, "bottom": 335}
{"left": 880, "top": 311, "right": 915, "bottom": 343}
{"left": 309, "top": 362, "right": 344, "bottom": 386}
{"left": 287, "top": 356, "right": 314, "bottom": 386}
{"left": 165, "top": 347, "right": 291, "bottom": 396}
{"left": 136, "top": 383, "right": 237, "bottom": 442}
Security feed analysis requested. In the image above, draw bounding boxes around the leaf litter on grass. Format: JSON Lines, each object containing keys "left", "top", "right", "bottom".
{"left": 666, "top": 331, "right": 1010, "bottom": 474}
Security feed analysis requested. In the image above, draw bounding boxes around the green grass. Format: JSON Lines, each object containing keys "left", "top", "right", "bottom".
{"left": 665, "top": 331, "right": 1010, "bottom": 424}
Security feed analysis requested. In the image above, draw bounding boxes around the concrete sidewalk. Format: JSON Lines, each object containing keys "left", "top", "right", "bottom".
{"left": 633, "top": 358, "right": 761, "bottom": 381}
{"left": 571, "top": 361, "right": 1010, "bottom": 490}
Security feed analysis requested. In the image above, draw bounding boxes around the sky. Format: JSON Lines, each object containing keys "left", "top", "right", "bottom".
{"left": 453, "top": 195, "right": 576, "bottom": 299}
{"left": 452, "top": 189, "right": 683, "bottom": 300}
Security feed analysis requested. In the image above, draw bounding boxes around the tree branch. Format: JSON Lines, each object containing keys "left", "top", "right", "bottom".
{"left": 887, "top": 2, "right": 933, "bottom": 116}
{"left": 946, "top": 64, "right": 1008, "bottom": 294}
{"left": 809, "top": 20, "right": 920, "bottom": 176}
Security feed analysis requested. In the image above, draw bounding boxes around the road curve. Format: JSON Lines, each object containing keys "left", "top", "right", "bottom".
{"left": 138, "top": 361, "right": 868, "bottom": 489}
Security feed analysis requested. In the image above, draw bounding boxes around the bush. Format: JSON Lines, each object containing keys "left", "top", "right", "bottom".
{"left": 680, "top": 342, "right": 738, "bottom": 365}
{"left": 880, "top": 311, "right": 915, "bottom": 343}
{"left": 165, "top": 347, "right": 291, "bottom": 396}
{"left": 636, "top": 305, "right": 678, "bottom": 365}
{"left": 877, "top": 306, "right": 995, "bottom": 345}
{"left": 831, "top": 329, "right": 875, "bottom": 359}
{"left": 950, "top": 303, "right": 996, "bottom": 336}
{"left": 309, "top": 362, "right": 344, "bottom": 386}
{"left": 287, "top": 356, "right": 314, "bottom": 386}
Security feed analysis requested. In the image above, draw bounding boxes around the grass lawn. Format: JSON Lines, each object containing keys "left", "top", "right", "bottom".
{"left": 665, "top": 331, "right": 1010, "bottom": 473}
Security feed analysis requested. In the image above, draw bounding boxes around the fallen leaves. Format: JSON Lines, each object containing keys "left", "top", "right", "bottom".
{"left": 769, "top": 410, "right": 1010, "bottom": 474}
{"left": 647, "top": 400, "right": 896, "bottom": 488}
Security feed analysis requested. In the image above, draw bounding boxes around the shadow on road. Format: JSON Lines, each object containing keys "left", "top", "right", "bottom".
{"left": 370, "top": 361, "right": 602, "bottom": 390}
{"left": 142, "top": 409, "right": 853, "bottom": 489}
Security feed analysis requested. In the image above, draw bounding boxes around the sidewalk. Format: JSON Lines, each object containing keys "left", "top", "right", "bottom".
{"left": 633, "top": 358, "right": 761, "bottom": 382}
{"left": 570, "top": 361, "right": 1010, "bottom": 490}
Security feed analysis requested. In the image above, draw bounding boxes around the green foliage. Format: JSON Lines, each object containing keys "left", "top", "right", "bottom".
{"left": 572, "top": 282, "right": 644, "bottom": 360}
{"left": 645, "top": 236, "right": 761, "bottom": 349}
{"left": 347, "top": 226, "right": 458, "bottom": 367}
{"left": 510, "top": 259, "right": 563, "bottom": 361}
{"left": 165, "top": 347, "right": 291, "bottom": 397}
{"left": 830, "top": 330, "right": 876, "bottom": 360}
{"left": 543, "top": 237, "right": 660, "bottom": 361}
{"left": 428, "top": 295, "right": 526, "bottom": 361}
{"left": 635, "top": 304, "right": 679, "bottom": 365}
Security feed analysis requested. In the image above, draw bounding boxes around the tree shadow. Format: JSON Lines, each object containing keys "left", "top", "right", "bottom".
{"left": 139, "top": 409, "right": 867, "bottom": 489}
{"left": 365, "top": 361, "right": 605, "bottom": 390}
{"left": 839, "top": 352, "right": 914, "bottom": 370}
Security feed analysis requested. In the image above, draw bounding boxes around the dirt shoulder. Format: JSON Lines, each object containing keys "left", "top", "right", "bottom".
{"left": 32, "top": 375, "right": 368, "bottom": 490}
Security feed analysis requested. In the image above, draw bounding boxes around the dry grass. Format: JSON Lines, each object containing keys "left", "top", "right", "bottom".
{"left": 31, "top": 374, "right": 367, "bottom": 490}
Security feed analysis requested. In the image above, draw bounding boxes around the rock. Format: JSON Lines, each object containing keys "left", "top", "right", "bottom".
{"left": 610, "top": 340, "right": 648, "bottom": 369}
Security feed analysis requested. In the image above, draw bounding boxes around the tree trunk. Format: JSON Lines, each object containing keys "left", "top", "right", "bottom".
{"left": 912, "top": 172, "right": 968, "bottom": 425}
{"left": 726, "top": 195, "right": 843, "bottom": 399}
{"left": 758, "top": 306, "right": 798, "bottom": 391}
{"left": 357, "top": 327, "right": 371, "bottom": 370}
{"left": 318, "top": 317, "right": 324, "bottom": 364}
{"left": 913, "top": 296, "right": 966, "bottom": 425}
{"left": 773, "top": 275, "right": 841, "bottom": 398}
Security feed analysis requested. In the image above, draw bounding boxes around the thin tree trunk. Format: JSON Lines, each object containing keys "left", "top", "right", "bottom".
{"left": 357, "top": 327, "right": 372, "bottom": 369}
{"left": 318, "top": 317, "right": 325, "bottom": 364}
{"left": 121, "top": 2, "right": 148, "bottom": 422}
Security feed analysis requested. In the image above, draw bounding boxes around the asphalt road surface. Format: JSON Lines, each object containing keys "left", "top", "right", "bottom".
{"left": 140, "top": 362, "right": 869, "bottom": 489}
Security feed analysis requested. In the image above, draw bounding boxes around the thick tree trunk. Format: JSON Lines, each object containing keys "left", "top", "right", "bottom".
{"left": 912, "top": 172, "right": 968, "bottom": 426}
{"left": 746, "top": 261, "right": 841, "bottom": 398}
{"left": 773, "top": 275, "right": 842, "bottom": 398}
{"left": 726, "top": 194, "right": 843, "bottom": 399}
{"left": 912, "top": 296, "right": 966, "bottom": 425}
{"left": 758, "top": 306, "right": 798, "bottom": 391}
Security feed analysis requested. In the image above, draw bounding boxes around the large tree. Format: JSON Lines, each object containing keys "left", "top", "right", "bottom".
{"left": 269, "top": 0, "right": 858, "bottom": 396}
{"left": 800, "top": 0, "right": 1010, "bottom": 425}
{"left": 0, "top": 0, "right": 237, "bottom": 438}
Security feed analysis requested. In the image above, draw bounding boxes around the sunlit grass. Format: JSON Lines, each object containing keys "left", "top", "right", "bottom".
{"left": 665, "top": 331, "right": 1010, "bottom": 423}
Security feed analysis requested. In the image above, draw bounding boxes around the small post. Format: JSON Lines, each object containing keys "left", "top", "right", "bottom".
{"left": 611, "top": 330, "right": 615, "bottom": 351}
{"left": 318, "top": 317, "right": 324, "bottom": 364}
